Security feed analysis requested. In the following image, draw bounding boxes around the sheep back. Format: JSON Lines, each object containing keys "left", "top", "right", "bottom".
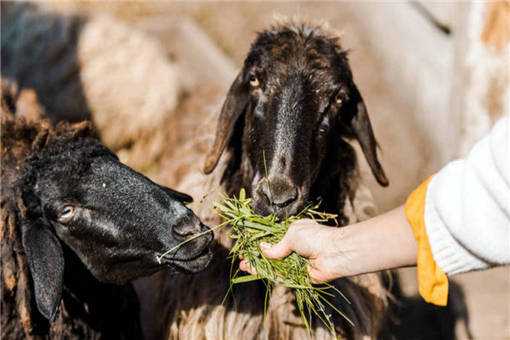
{"left": 1, "top": 1, "right": 180, "bottom": 152}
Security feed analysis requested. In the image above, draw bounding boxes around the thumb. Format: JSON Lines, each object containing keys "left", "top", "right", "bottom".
{"left": 260, "top": 239, "right": 292, "bottom": 259}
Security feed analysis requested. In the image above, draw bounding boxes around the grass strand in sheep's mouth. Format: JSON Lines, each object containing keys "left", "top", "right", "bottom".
{"left": 216, "top": 189, "right": 353, "bottom": 335}
{"left": 156, "top": 225, "right": 221, "bottom": 264}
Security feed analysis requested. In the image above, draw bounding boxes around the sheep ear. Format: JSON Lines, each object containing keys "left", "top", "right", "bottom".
{"left": 347, "top": 87, "right": 389, "bottom": 187}
{"left": 203, "top": 72, "right": 249, "bottom": 174}
{"left": 21, "top": 219, "right": 64, "bottom": 321}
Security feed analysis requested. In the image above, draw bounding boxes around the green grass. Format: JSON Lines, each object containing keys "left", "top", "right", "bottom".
{"left": 216, "top": 189, "right": 353, "bottom": 335}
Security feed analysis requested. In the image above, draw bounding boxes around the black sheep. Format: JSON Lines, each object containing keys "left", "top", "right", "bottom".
{"left": 204, "top": 21, "right": 388, "bottom": 225}
{"left": 155, "top": 21, "right": 388, "bottom": 340}
{"left": 204, "top": 20, "right": 469, "bottom": 339}
{"left": 0, "top": 89, "right": 213, "bottom": 339}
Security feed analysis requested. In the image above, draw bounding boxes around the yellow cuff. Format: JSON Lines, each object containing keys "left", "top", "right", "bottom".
{"left": 405, "top": 177, "right": 448, "bottom": 306}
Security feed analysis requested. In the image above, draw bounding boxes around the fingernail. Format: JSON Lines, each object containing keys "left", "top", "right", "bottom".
{"left": 259, "top": 242, "right": 271, "bottom": 249}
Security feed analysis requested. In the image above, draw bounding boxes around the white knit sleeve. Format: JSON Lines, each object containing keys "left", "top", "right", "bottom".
{"left": 424, "top": 115, "right": 510, "bottom": 276}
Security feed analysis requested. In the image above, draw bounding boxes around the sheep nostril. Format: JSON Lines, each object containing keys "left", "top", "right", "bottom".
{"left": 272, "top": 187, "right": 298, "bottom": 208}
{"left": 172, "top": 220, "right": 202, "bottom": 239}
{"left": 259, "top": 182, "right": 298, "bottom": 209}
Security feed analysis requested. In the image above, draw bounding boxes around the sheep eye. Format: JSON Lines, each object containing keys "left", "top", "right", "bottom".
{"left": 319, "top": 116, "right": 330, "bottom": 134}
{"left": 249, "top": 75, "right": 260, "bottom": 88}
{"left": 335, "top": 88, "right": 348, "bottom": 105}
{"left": 335, "top": 94, "right": 343, "bottom": 105}
{"left": 58, "top": 205, "right": 76, "bottom": 224}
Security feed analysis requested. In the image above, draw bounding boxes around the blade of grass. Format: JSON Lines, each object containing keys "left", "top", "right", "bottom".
{"left": 232, "top": 274, "right": 263, "bottom": 284}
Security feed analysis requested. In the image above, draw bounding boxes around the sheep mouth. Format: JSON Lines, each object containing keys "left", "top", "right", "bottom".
{"left": 167, "top": 246, "right": 213, "bottom": 273}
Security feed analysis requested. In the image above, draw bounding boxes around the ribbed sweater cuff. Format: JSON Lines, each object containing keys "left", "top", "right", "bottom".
{"left": 425, "top": 177, "right": 489, "bottom": 275}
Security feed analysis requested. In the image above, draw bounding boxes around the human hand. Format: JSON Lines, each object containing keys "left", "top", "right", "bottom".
{"left": 239, "top": 206, "right": 417, "bottom": 282}
{"left": 239, "top": 218, "right": 356, "bottom": 282}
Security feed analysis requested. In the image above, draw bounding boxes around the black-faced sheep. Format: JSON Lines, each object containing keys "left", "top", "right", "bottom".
{"left": 209, "top": 20, "right": 389, "bottom": 337}
{"left": 197, "top": 20, "right": 471, "bottom": 340}
{"left": 145, "top": 22, "right": 388, "bottom": 340}
{"left": 0, "top": 90, "right": 213, "bottom": 338}
{"left": 204, "top": 21, "right": 388, "bottom": 223}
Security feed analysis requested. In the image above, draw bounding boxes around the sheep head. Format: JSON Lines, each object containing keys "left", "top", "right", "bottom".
{"left": 204, "top": 22, "right": 388, "bottom": 219}
{"left": 2, "top": 117, "right": 213, "bottom": 322}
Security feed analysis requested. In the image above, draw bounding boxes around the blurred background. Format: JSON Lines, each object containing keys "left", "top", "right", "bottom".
{"left": 2, "top": 2, "right": 509, "bottom": 339}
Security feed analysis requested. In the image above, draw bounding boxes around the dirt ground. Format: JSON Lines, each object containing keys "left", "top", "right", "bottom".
{"left": 33, "top": 2, "right": 510, "bottom": 339}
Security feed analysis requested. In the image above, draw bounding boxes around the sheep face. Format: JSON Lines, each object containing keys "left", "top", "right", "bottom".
{"left": 204, "top": 23, "right": 388, "bottom": 218}
{"left": 19, "top": 137, "right": 212, "bottom": 320}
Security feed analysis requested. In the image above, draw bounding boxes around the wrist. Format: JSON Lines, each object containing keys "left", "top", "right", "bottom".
{"left": 331, "top": 206, "right": 417, "bottom": 277}
{"left": 329, "top": 224, "right": 368, "bottom": 277}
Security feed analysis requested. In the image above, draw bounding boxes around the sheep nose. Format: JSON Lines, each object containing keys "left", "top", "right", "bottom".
{"left": 260, "top": 177, "right": 298, "bottom": 208}
{"left": 172, "top": 216, "right": 202, "bottom": 239}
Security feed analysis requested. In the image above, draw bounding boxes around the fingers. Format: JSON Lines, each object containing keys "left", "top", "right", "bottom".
{"left": 307, "top": 265, "right": 328, "bottom": 284}
{"left": 258, "top": 219, "right": 317, "bottom": 259}
{"left": 239, "top": 218, "right": 325, "bottom": 274}
{"left": 241, "top": 259, "right": 332, "bottom": 283}
{"left": 239, "top": 259, "right": 256, "bottom": 274}
{"left": 238, "top": 235, "right": 293, "bottom": 274}
{"left": 259, "top": 239, "right": 292, "bottom": 259}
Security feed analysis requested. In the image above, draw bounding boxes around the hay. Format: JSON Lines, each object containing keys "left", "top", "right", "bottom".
{"left": 216, "top": 189, "right": 353, "bottom": 335}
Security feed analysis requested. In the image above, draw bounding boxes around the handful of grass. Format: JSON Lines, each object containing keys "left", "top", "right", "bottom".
{"left": 216, "top": 189, "right": 352, "bottom": 334}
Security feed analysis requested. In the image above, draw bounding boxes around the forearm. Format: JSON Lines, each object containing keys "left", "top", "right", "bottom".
{"left": 334, "top": 205, "right": 417, "bottom": 277}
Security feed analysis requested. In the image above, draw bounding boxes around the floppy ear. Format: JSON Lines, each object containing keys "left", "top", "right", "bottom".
{"left": 21, "top": 218, "right": 64, "bottom": 321}
{"left": 203, "top": 72, "right": 249, "bottom": 174}
{"left": 345, "top": 86, "right": 389, "bottom": 187}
